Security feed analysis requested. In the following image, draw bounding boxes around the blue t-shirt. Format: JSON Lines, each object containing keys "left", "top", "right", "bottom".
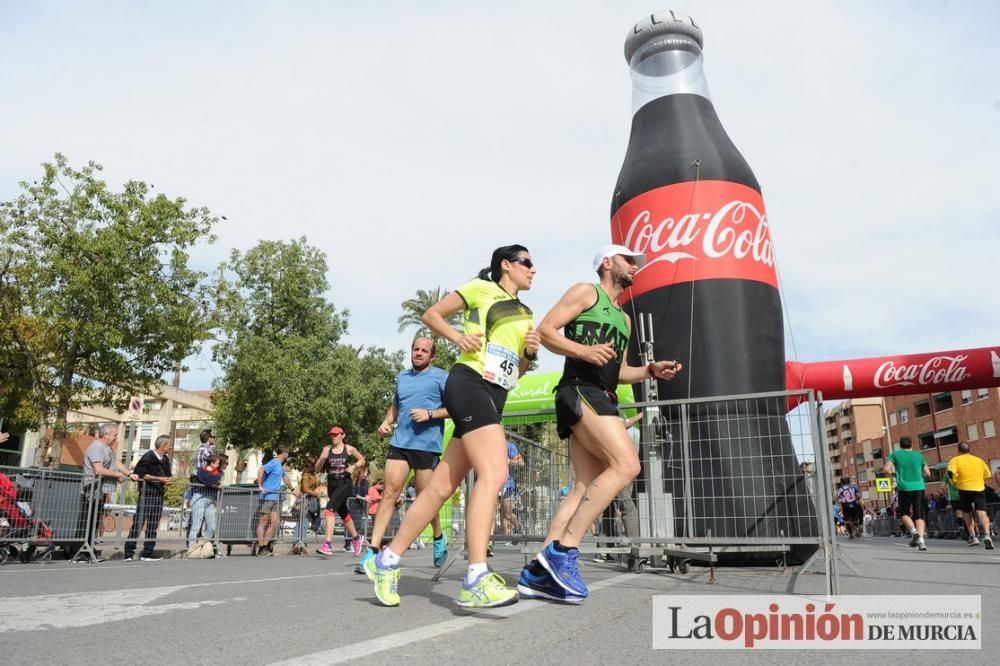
{"left": 390, "top": 366, "right": 449, "bottom": 453}
{"left": 503, "top": 441, "right": 519, "bottom": 491}
{"left": 260, "top": 458, "right": 285, "bottom": 500}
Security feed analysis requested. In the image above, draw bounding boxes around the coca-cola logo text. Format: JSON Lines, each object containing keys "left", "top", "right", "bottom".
{"left": 873, "top": 355, "right": 971, "bottom": 389}
{"left": 610, "top": 181, "right": 779, "bottom": 297}
{"left": 622, "top": 200, "right": 774, "bottom": 270}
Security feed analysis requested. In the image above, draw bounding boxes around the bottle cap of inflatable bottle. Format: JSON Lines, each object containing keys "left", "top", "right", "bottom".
{"left": 624, "top": 10, "right": 704, "bottom": 63}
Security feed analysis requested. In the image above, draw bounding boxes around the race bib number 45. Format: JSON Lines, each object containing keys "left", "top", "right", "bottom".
{"left": 483, "top": 342, "right": 520, "bottom": 391}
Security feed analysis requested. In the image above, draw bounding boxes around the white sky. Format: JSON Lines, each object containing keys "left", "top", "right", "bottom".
{"left": 3, "top": 1, "right": 998, "bottom": 391}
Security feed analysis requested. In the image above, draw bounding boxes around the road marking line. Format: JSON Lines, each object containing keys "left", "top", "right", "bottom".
{"left": 0, "top": 571, "right": 350, "bottom": 633}
{"left": 269, "top": 573, "right": 638, "bottom": 665}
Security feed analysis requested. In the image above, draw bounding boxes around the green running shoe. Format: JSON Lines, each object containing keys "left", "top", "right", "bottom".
{"left": 366, "top": 555, "right": 401, "bottom": 607}
{"left": 457, "top": 571, "right": 519, "bottom": 609}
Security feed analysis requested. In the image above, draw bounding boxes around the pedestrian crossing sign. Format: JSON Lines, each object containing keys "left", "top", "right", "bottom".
{"left": 875, "top": 477, "right": 892, "bottom": 493}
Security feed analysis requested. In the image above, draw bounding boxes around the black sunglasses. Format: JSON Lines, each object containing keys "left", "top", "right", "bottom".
{"left": 509, "top": 257, "right": 534, "bottom": 269}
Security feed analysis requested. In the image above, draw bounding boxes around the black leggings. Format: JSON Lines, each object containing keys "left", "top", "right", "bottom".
{"left": 326, "top": 480, "right": 352, "bottom": 522}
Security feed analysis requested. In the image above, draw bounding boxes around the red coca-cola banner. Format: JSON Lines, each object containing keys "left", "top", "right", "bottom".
{"left": 785, "top": 346, "right": 1000, "bottom": 406}
{"left": 610, "top": 180, "right": 778, "bottom": 300}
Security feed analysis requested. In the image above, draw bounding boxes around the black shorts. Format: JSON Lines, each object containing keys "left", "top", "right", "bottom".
{"left": 897, "top": 489, "right": 925, "bottom": 521}
{"left": 444, "top": 363, "right": 508, "bottom": 439}
{"left": 958, "top": 490, "right": 987, "bottom": 512}
{"left": 841, "top": 503, "right": 862, "bottom": 523}
{"left": 554, "top": 383, "right": 620, "bottom": 440}
{"left": 386, "top": 445, "right": 439, "bottom": 471}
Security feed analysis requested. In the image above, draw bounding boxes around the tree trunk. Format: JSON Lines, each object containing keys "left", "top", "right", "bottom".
{"left": 168, "top": 359, "right": 181, "bottom": 442}
{"left": 31, "top": 395, "right": 51, "bottom": 467}
{"left": 45, "top": 359, "right": 76, "bottom": 467}
{"left": 45, "top": 402, "right": 70, "bottom": 468}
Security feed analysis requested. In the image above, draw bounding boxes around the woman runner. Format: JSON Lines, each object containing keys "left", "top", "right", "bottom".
{"left": 316, "top": 426, "right": 366, "bottom": 556}
{"left": 367, "top": 244, "right": 540, "bottom": 608}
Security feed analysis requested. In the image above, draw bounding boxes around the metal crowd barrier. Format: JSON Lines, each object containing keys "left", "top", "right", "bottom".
{"left": 0, "top": 464, "right": 470, "bottom": 564}
{"left": 869, "top": 503, "right": 1000, "bottom": 540}
{"left": 494, "top": 431, "right": 571, "bottom": 544}
{"left": 0, "top": 465, "right": 85, "bottom": 563}
{"left": 499, "top": 389, "right": 838, "bottom": 594}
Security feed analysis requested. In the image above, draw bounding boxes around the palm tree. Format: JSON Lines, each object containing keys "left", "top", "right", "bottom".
{"left": 397, "top": 287, "right": 461, "bottom": 335}
{"left": 398, "top": 287, "right": 462, "bottom": 369}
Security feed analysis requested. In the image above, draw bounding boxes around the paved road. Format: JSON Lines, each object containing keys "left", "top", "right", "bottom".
{"left": 0, "top": 537, "right": 996, "bottom": 664}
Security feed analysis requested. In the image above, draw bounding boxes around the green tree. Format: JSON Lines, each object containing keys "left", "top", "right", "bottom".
{"left": 0, "top": 154, "right": 217, "bottom": 465}
{"left": 164, "top": 477, "right": 190, "bottom": 508}
{"left": 211, "top": 238, "right": 402, "bottom": 465}
{"left": 397, "top": 287, "right": 461, "bottom": 369}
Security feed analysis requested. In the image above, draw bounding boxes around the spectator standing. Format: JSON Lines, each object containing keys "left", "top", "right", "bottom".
{"left": 352, "top": 463, "right": 370, "bottom": 500}
{"left": 77, "top": 424, "right": 137, "bottom": 560}
{"left": 124, "top": 435, "right": 174, "bottom": 561}
{"left": 500, "top": 440, "right": 524, "bottom": 538}
{"left": 188, "top": 453, "right": 223, "bottom": 551}
{"left": 290, "top": 456, "right": 322, "bottom": 555}
{"left": 187, "top": 429, "right": 216, "bottom": 537}
{"left": 191, "top": 429, "right": 215, "bottom": 480}
{"left": 832, "top": 501, "right": 846, "bottom": 537}
{"left": 349, "top": 463, "right": 370, "bottom": 550}
{"left": 616, "top": 413, "right": 643, "bottom": 543}
{"left": 256, "top": 447, "right": 299, "bottom": 556}
{"left": 947, "top": 442, "right": 993, "bottom": 549}
{"left": 884, "top": 436, "right": 931, "bottom": 551}
{"left": 367, "top": 477, "right": 385, "bottom": 522}
{"left": 299, "top": 454, "right": 325, "bottom": 536}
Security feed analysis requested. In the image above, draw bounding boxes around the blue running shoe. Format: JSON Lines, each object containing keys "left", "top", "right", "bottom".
{"left": 537, "top": 543, "right": 589, "bottom": 598}
{"left": 517, "top": 561, "right": 585, "bottom": 604}
{"left": 357, "top": 548, "right": 376, "bottom": 578}
{"left": 433, "top": 533, "right": 448, "bottom": 568}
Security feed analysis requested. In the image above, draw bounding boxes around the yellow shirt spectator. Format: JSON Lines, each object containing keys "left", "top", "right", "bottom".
{"left": 946, "top": 453, "right": 991, "bottom": 492}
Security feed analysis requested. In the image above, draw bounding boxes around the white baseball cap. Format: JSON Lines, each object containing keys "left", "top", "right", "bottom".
{"left": 592, "top": 244, "right": 647, "bottom": 271}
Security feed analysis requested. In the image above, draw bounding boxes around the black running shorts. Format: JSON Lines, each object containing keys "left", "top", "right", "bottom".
{"left": 386, "top": 445, "right": 440, "bottom": 471}
{"left": 444, "top": 363, "right": 508, "bottom": 439}
{"left": 958, "top": 489, "right": 987, "bottom": 513}
{"left": 841, "top": 503, "right": 862, "bottom": 524}
{"left": 897, "top": 489, "right": 925, "bottom": 521}
{"left": 554, "top": 383, "right": 620, "bottom": 440}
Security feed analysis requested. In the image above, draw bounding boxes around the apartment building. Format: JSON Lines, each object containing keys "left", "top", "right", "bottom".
{"left": 823, "top": 397, "right": 889, "bottom": 502}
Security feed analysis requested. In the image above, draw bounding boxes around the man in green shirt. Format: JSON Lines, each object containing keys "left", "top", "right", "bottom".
{"left": 884, "top": 436, "right": 930, "bottom": 551}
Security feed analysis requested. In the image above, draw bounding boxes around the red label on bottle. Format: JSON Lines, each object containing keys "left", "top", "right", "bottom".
{"left": 610, "top": 180, "right": 778, "bottom": 300}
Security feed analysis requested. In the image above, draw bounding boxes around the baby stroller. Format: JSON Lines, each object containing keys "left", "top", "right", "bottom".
{"left": 0, "top": 471, "right": 55, "bottom": 564}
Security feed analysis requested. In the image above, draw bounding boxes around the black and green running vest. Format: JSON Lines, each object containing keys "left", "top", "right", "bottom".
{"left": 558, "top": 284, "right": 630, "bottom": 392}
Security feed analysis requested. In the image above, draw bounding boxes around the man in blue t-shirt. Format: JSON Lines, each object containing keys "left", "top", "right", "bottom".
{"left": 361, "top": 337, "right": 449, "bottom": 573}
{"left": 255, "top": 446, "right": 298, "bottom": 556}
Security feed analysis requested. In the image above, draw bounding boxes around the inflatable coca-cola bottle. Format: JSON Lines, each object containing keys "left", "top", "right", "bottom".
{"left": 612, "top": 11, "right": 817, "bottom": 561}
